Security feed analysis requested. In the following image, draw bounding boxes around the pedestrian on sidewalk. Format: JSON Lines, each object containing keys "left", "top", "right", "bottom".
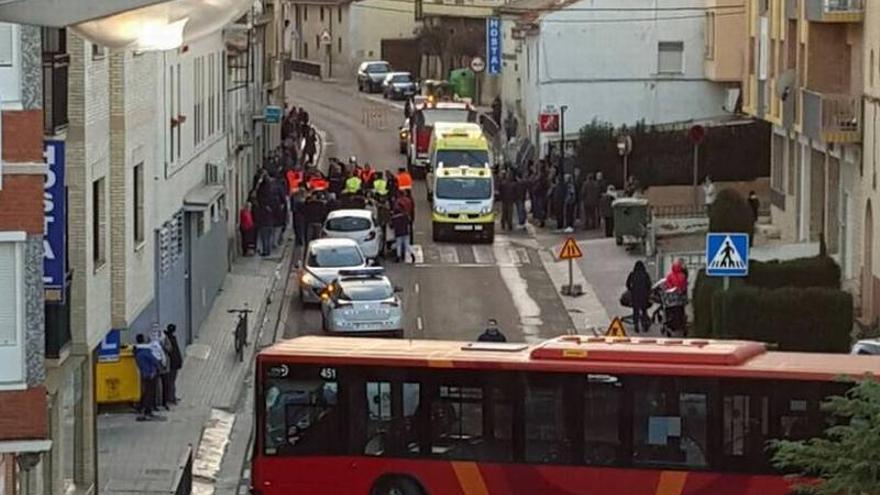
{"left": 563, "top": 174, "right": 577, "bottom": 233}
{"left": 150, "top": 326, "right": 172, "bottom": 411}
{"left": 254, "top": 200, "right": 275, "bottom": 256}
{"left": 551, "top": 175, "right": 566, "bottom": 230}
{"left": 529, "top": 167, "right": 549, "bottom": 227}
{"left": 514, "top": 173, "right": 528, "bottom": 230}
{"left": 272, "top": 172, "right": 288, "bottom": 246}
{"left": 134, "top": 334, "right": 162, "bottom": 421}
{"left": 291, "top": 188, "right": 307, "bottom": 247}
{"left": 748, "top": 190, "right": 760, "bottom": 224}
{"left": 303, "top": 128, "right": 317, "bottom": 165}
{"left": 498, "top": 171, "right": 515, "bottom": 231}
{"left": 581, "top": 173, "right": 600, "bottom": 230}
{"left": 625, "top": 261, "right": 652, "bottom": 333}
{"left": 702, "top": 176, "right": 716, "bottom": 215}
{"left": 239, "top": 201, "right": 256, "bottom": 256}
{"left": 600, "top": 185, "right": 616, "bottom": 238}
{"left": 163, "top": 324, "right": 183, "bottom": 405}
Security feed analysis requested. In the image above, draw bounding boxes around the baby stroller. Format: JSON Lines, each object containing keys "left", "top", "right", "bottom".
{"left": 649, "top": 281, "right": 688, "bottom": 337}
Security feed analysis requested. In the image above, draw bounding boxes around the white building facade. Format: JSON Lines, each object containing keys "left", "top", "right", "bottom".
{"left": 509, "top": 0, "right": 730, "bottom": 156}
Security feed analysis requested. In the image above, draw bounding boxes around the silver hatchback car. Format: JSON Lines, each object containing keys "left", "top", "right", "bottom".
{"left": 320, "top": 268, "right": 403, "bottom": 338}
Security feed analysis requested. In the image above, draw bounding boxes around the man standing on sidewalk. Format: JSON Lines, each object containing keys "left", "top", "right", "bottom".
{"left": 134, "top": 334, "right": 163, "bottom": 422}
{"left": 163, "top": 324, "right": 183, "bottom": 406}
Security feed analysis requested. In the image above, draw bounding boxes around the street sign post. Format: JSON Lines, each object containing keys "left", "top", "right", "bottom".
{"left": 558, "top": 237, "right": 583, "bottom": 296}
{"left": 605, "top": 317, "right": 627, "bottom": 337}
{"left": 706, "top": 232, "right": 750, "bottom": 290}
{"left": 539, "top": 111, "right": 559, "bottom": 133}
{"left": 689, "top": 124, "right": 706, "bottom": 207}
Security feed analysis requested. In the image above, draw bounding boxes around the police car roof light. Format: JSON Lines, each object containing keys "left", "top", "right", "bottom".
{"left": 337, "top": 267, "right": 385, "bottom": 278}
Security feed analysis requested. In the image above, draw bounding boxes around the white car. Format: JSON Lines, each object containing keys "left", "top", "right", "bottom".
{"left": 322, "top": 209, "right": 383, "bottom": 260}
{"left": 298, "top": 238, "right": 368, "bottom": 304}
{"left": 320, "top": 268, "right": 403, "bottom": 338}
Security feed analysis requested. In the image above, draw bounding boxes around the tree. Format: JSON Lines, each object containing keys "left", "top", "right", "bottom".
{"left": 708, "top": 188, "right": 755, "bottom": 239}
{"left": 770, "top": 377, "right": 880, "bottom": 495}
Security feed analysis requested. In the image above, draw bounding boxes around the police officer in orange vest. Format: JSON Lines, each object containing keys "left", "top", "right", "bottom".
{"left": 396, "top": 166, "right": 413, "bottom": 192}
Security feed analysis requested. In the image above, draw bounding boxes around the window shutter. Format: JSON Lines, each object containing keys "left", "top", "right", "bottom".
{"left": 0, "top": 243, "right": 17, "bottom": 346}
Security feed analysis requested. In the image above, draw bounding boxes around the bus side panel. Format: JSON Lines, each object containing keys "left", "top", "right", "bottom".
{"left": 253, "top": 457, "right": 794, "bottom": 495}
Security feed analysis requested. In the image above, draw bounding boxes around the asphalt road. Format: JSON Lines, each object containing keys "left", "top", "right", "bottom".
{"left": 283, "top": 78, "right": 574, "bottom": 343}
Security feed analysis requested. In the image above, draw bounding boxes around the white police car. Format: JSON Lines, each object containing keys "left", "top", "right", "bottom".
{"left": 320, "top": 268, "right": 403, "bottom": 338}
{"left": 298, "top": 238, "right": 368, "bottom": 304}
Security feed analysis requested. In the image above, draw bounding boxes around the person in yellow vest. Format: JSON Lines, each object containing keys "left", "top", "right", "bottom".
{"left": 344, "top": 171, "right": 362, "bottom": 195}
{"left": 373, "top": 174, "right": 389, "bottom": 199}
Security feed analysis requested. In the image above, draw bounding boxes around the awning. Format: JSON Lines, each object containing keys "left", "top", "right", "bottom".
{"left": 183, "top": 184, "right": 224, "bottom": 212}
{"left": 70, "top": 0, "right": 257, "bottom": 52}
{"left": 0, "top": 439, "right": 52, "bottom": 454}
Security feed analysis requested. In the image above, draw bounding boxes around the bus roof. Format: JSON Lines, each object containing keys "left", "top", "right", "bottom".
{"left": 259, "top": 335, "right": 880, "bottom": 382}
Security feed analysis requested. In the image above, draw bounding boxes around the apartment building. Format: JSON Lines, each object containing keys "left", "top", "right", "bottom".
{"left": 861, "top": 0, "right": 880, "bottom": 323}
{"left": 0, "top": 23, "right": 51, "bottom": 495}
{"left": 743, "top": 0, "right": 864, "bottom": 290}
{"left": 288, "top": 0, "right": 417, "bottom": 78}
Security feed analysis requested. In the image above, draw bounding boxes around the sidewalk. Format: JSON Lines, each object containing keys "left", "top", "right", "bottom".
{"left": 97, "top": 243, "right": 293, "bottom": 494}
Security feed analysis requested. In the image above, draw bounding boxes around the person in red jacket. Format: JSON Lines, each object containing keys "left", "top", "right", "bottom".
{"left": 239, "top": 201, "right": 256, "bottom": 255}
{"left": 665, "top": 259, "right": 688, "bottom": 294}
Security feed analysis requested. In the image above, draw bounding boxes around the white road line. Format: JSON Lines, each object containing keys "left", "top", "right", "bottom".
{"left": 511, "top": 247, "right": 531, "bottom": 265}
{"left": 415, "top": 263, "right": 520, "bottom": 268}
{"left": 416, "top": 316, "right": 424, "bottom": 332}
{"left": 411, "top": 244, "right": 424, "bottom": 264}
{"left": 472, "top": 245, "right": 495, "bottom": 264}
{"left": 414, "top": 282, "right": 420, "bottom": 294}
{"left": 438, "top": 245, "right": 459, "bottom": 264}
{"left": 493, "top": 237, "right": 543, "bottom": 343}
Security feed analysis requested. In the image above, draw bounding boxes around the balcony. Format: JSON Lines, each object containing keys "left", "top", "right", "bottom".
{"left": 802, "top": 89, "right": 861, "bottom": 143}
{"left": 806, "top": 0, "right": 864, "bottom": 23}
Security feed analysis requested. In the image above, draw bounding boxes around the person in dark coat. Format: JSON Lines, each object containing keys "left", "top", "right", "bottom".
{"left": 748, "top": 191, "right": 760, "bottom": 224}
{"left": 272, "top": 173, "right": 289, "bottom": 245}
{"left": 514, "top": 174, "right": 528, "bottom": 229}
{"left": 253, "top": 200, "right": 275, "bottom": 256}
{"left": 477, "top": 319, "right": 507, "bottom": 342}
{"left": 581, "top": 174, "right": 601, "bottom": 230}
{"left": 390, "top": 206, "right": 414, "bottom": 263}
{"left": 303, "top": 192, "right": 327, "bottom": 245}
{"left": 530, "top": 169, "right": 549, "bottom": 227}
{"left": 163, "top": 324, "right": 183, "bottom": 405}
{"left": 395, "top": 190, "right": 415, "bottom": 243}
{"left": 625, "top": 261, "right": 652, "bottom": 333}
{"left": 491, "top": 96, "right": 502, "bottom": 126}
{"left": 498, "top": 172, "right": 516, "bottom": 231}
{"left": 599, "top": 185, "right": 616, "bottom": 238}
{"left": 303, "top": 128, "right": 317, "bottom": 165}
{"left": 134, "top": 334, "right": 162, "bottom": 421}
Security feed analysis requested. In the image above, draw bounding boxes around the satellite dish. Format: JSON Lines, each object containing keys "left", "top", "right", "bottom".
{"left": 777, "top": 70, "right": 795, "bottom": 100}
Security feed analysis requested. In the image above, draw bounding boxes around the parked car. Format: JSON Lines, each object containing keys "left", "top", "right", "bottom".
{"left": 320, "top": 268, "right": 403, "bottom": 338}
{"left": 357, "top": 61, "right": 391, "bottom": 93}
{"left": 398, "top": 118, "right": 409, "bottom": 154}
{"left": 852, "top": 339, "right": 880, "bottom": 355}
{"left": 382, "top": 72, "right": 417, "bottom": 100}
{"left": 297, "top": 238, "right": 368, "bottom": 305}
{"left": 322, "top": 209, "right": 383, "bottom": 260}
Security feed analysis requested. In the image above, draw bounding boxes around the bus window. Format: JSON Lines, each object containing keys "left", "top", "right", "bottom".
{"left": 633, "top": 380, "right": 708, "bottom": 469}
{"left": 722, "top": 394, "right": 769, "bottom": 463}
{"left": 362, "top": 381, "right": 421, "bottom": 457}
{"left": 263, "top": 366, "right": 340, "bottom": 456}
{"left": 583, "top": 379, "right": 623, "bottom": 466}
{"left": 525, "top": 381, "right": 575, "bottom": 464}
{"left": 430, "top": 386, "right": 484, "bottom": 461}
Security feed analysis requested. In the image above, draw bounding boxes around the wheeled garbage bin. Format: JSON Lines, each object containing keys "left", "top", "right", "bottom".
{"left": 612, "top": 197, "right": 649, "bottom": 246}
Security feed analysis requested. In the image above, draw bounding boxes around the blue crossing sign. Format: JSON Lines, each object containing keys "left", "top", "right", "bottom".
{"left": 705, "top": 233, "right": 750, "bottom": 277}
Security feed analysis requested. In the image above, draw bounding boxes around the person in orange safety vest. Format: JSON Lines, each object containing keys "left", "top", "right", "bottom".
{"left": 286, "top": 167, "right": 304, "bottom": 195}
{"left": 396, "top": 166, "right": 413, "bottom": 191}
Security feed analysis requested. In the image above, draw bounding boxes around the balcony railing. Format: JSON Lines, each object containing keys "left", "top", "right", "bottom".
{"left": 802, "top": 89, "right": 861, "bottom": 143}
{"left": 806, "top": 0, "right": 864, "bottom": 22}
{"left": 42, "top": 53, "right": 69, "bottom": 135}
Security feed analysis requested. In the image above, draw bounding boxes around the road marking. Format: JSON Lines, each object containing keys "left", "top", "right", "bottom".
{"left": 414, "top": 282, "right": 420, "bottom": 294}
{"left": 472, "top": 245, "right": 494, "bottom": 264}
{"left": 511, "top": 247, "right": 531, "bottom": 265}
{"left": 411, "top": 244, "right": 424, "bottom": 264}
{"left": 415, "top": 263, "right": 521, "bottom": 269}
{"left": 438, "top": 245, "right": 459, "bottom": 264}
{"left": 417, "top": 316, "right": 424, "bottom": 332}
{"left": 493, "top": 237, "right": 543, "bottom": 343}
{"left": 193, "top": 409, "right": 236, "bottom": 489}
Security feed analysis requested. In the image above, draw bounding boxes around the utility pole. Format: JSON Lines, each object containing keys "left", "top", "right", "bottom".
{"left": 559, "top": 105, "right": 568, "bottom": 175}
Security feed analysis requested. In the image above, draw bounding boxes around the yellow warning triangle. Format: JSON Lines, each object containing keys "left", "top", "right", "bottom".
{"left": 558, "top": 237, "right": 583, "bottom": 260}
{"left": 605, "top": 317, "right": 627, "bottom": 337}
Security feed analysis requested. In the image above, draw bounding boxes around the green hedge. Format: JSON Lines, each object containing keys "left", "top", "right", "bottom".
{"left": 747, "top": 256, "right": 841, "bottom": 289}
{"left": 709, "top": 188, "right": 754, "bottom": 239}
{"left": 692, "top": 256, "right": 841, "bottom": 339}
{"left": 710, "top": 286, "right": 852, "bottom": 352}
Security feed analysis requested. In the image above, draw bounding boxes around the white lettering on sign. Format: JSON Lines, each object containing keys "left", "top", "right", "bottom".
{"left": 43, "top": 145, "right": 57, "bottom": 281}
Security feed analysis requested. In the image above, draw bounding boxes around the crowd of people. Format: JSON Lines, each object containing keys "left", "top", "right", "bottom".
{"left": 237, "top": 105, "right": 419, "bottom": 262}
{"left": 496, "top": 160, "right": 643, "bottom": 236}
{"left": 132, "top": 324, "right": 183, "bottom": 421}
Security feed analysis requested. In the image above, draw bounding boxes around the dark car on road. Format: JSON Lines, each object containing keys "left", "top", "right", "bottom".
{"left": 357, "top": 61, "right": 391, "bottom": 93}
{"left": 382, "top": 72, "right": 416, "bottom": 100}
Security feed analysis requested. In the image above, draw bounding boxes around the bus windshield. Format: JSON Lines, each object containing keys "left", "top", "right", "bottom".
{"left": 435, "top": 178, "right": 492, "bottom": 200}
{"left": 437, "top": 150, "right": 489, "bottom": 168}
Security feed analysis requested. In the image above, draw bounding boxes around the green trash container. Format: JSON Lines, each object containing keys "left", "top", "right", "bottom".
{"left": 449, "top": 68, "right": 476, "bottom": 99}
{"left": 612, "top": 197, "right": 649, "bottom": 246}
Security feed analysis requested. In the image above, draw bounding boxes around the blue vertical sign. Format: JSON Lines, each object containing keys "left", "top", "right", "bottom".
{"left": 486, "top": 17, "right": 502, "bottom": 75}
{"left": 44, "top": 140, "right": 66, "bottom": 295}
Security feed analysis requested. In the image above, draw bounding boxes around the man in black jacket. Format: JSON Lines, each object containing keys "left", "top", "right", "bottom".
{"left": 163, "top": 324, "right": 184, "bottom": 404}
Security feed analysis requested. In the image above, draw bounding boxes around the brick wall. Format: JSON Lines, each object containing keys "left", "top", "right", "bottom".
{"left": 0, "top": 386, "right": 48, "bottom": 440}
{"left": 0, "top": 174, "right": 43, "bottom": 234}
{"left": 2, "top": 110, "right": 43, "bottom": 162}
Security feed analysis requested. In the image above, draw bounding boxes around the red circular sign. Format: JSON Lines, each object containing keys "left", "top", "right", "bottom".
{"left": 689, "top": 125, "right": 706, "bottom": 144}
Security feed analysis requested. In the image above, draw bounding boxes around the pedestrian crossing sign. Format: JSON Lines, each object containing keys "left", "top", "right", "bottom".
{"left": 605, "top": 317, "right": 627, "bottom": 337}
{"left": 558, "top": 237, "right": 583, "bottom": 260}
{"left": 705, "top": 233, "right": 750, "bottom": 277}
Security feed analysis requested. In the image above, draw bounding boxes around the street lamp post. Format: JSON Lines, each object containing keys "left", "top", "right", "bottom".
{"left": 559, "top": 105, "right": 568, "bottom": 175}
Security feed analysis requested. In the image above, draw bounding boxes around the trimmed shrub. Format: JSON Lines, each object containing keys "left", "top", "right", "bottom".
{"left": 710, "top": 286, "right": 852, "bottom": 353}
{"left": 747, "top": 256, "right": 840, "bottom": 289}
{"left": 692, "top": 270, "right": 742, "bottom": 337}
{"left": 709, "top": 188, "right": 755, "bottom": 239}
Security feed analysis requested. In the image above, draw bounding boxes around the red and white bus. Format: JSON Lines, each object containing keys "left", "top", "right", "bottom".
{"left": 252, "top": 335, "right": 880, "bottom": 495}
{"left": 407, "top": 100, "right": 475, "bottom": 178}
